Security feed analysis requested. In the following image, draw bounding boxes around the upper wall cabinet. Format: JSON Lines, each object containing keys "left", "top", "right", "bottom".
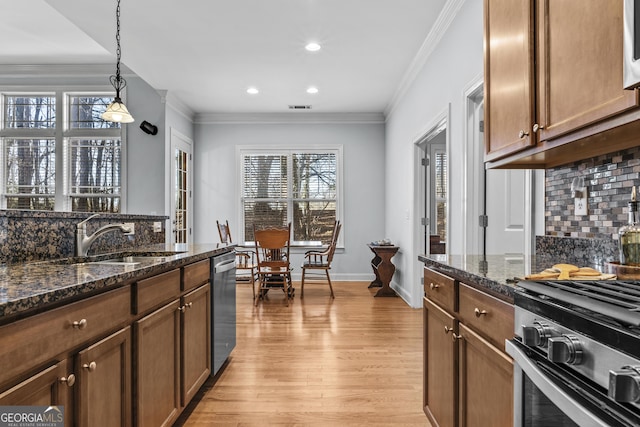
{"left": 484, "top": 0, "right": 640, "bottom": 169}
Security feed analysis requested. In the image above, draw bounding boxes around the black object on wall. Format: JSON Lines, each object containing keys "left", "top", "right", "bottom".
{"left": 140, "top": 120, "right": 158, "bottom": 135}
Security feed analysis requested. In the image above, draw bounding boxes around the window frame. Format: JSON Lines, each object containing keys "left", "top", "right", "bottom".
{"left": 237, "top": 145, "right": 343, "bottom": 248}
{"left": 0, "top": 86, "right": 127, "bottom": 212}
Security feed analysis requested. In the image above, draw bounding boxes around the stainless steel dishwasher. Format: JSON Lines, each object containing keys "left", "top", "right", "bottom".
{"left": 211, "top": 250, "right": 236, "bottom": 376}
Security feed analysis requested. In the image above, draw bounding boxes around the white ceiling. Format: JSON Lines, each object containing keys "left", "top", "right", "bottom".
{"left": 1, "top": 0, "right": 449, "bottom": 115}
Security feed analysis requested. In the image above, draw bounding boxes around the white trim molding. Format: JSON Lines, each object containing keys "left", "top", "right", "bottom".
{"left": 384, "top": 0, "right": 466, "bottom": 118}
{"left": 195, "top": 112, "right": 385, "bottom": 124}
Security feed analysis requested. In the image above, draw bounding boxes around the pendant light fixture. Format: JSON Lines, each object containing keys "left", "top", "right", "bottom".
{"left": 102, "top": 0, "right": 134, "bottom": 123}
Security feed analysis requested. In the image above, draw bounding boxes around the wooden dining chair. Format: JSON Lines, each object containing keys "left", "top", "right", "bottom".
{"left": 216, "top": 220, "right": 258, "bottom": 299}
{"left": 253, "top": 223, "right": 294, "bottom": 306}
{"left": 300, "top": 220, "right": 341, "bottom": 298}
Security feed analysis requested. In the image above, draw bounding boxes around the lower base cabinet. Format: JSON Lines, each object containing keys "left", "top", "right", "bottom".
{"left": 0, "top": 361, "right": 72, "bottom": 426}
{"left": 424, "top": 297, "right": 457, "bottom": 427}
{"left": 423, "top": 267, "right": 513, "bottom": 427}
{"left": 76, "top": 326, "right": 132, "bottom": 427}
{"left": 135, "top": 283, "right": 211, "bottom": 427}
{"left": 459, "top": 324, "right": 513, "bottom": 427}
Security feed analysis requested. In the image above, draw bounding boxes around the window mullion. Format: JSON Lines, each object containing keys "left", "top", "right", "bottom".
{"left": 54, "top": 91, "right": 66, "bottom": 210}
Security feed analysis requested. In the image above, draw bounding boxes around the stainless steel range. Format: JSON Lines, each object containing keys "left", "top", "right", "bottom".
{"left": 507, "top": 279, "right": 640, "bottom": 427}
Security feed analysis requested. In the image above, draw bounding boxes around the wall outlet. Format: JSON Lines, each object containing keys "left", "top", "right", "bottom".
{"left": 153, "top": 222, "right": 162, "bottom": 233}
{"left": 123, "top": 222, "right": 135, "bottom": 235}
{"left": 574, "top": 188, "right": 588, "bottom": 216}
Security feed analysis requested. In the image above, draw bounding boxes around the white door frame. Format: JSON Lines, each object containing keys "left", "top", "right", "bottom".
{"left": 412, "top": 104, "right": 451, "bottom": 308}
{"left": 168, "top": 128, "right": 193, "bottom": 245}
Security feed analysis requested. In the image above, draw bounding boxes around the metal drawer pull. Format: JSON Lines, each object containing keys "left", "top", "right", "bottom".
{"left": 429, "top": 283, "right": 439, "bottom": 290}
{"left": 72, "top": 319, "right": 87, "bottom": 329}
{"left": 474, "top": 308, "right": 488, "bottom": 317}
{"left": 59, "top": 374, "right": 76, "bottom": 387}
{"left": 83, "top": 361, "right": 97, "bottom": 372}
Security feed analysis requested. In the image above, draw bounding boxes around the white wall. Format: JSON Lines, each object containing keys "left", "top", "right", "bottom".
{"left": 192, "top": 119, "right": 385, "bottom": 280}
{"left": 384, "top": 0, "right": 483, "bottom": 307}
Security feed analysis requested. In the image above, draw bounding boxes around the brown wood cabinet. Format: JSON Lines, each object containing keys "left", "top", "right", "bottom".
{"left": 76, "top": 327, "right": 131, "bottom": 427}
{"left": 484, "top": 0, "right": 640, "bottom": 169}
{"left": 135, "top": 299, "right": 182, "bottom": 427}
{"left": 423, "top": 297, "right": 457, "bottom": 427}
{"left": 181, "top": 284, "right": 211, "bottom": 406}
{"left": 134, "top": 272, "right": 211, "bottom": 427}
{"left": 0, "top": 255, "right": 219, "bottom": 427}
{"left": 423, "top": 267, "right": 514, "bottom": 427}
{"left": 0, "top": 361, "right": 72, "bottom": 426}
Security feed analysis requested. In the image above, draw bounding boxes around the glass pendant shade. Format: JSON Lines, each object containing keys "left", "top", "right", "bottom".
{"left": 101, "top": 98, "right": 134, "bottom": 123}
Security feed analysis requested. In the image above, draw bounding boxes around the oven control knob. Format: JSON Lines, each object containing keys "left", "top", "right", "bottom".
{"left": 609, "top": 366, "right": 640, "bottom": 403}
{"left": 522, "top": 321, "right": 552, "bottom": 347}
{"left": 547, "top": 335, "right": 583, "bottom": 365}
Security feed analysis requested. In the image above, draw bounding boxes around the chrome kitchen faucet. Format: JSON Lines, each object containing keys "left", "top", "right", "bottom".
{"left": 75, "top": 214, "right": 134, "bottom": 257}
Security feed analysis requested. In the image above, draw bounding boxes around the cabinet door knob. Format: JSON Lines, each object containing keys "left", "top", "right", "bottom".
{"left": 474, "top": 307, "right": 488, "bottom": 317}
{"left": 429, "top": 283, "right": 439, "bottom": 290}
{"left": 72, "top": 319, "right": 87, "bottom": 329}
{"left": 451, "top": 333, "right": 462, "bottom": 342}
{"left": 83, "top": 361, "right": 97, "bottom": 372}
{"left": 186, "top": 302, "right": 193, "bottom": 309}
{"left": 533, "top": 123, "right": 544, "bottom": 133}
{"left": 444, "top": 326, "right": 454, "bottom": 334}
{"left": 178, "top": 305, "right": 186, "bottom": 313}
{"left": 518, "top": 130, "right": 529, "bottom": 138}
{"left": 59, "top": 374, "right": 76, "bottom": 387}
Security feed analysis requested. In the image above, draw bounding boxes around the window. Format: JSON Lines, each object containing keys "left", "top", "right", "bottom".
{"left": 0, "top": 91, "right": 124, "bottom": 212}
{"left": 240, "top": 147, "right": 342, "bottom": 245}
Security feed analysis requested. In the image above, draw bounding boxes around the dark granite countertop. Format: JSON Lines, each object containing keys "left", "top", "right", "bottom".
{"left": 418, "top": 253, "right": 568, "bottom": 303}
{"left": 0, "top": 243, "right": 234, "bottom": 322}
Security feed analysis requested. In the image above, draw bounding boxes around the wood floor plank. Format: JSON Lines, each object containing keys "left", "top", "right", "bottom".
{"left": 176, "top": 281, "right": 430, "bottom": 426}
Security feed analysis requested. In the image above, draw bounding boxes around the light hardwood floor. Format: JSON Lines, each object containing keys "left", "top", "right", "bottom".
{"left": 176, "top": 281, "right": 430, "bottom": 426}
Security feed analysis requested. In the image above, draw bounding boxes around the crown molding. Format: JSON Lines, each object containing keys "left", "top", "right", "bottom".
{"left": 384, "top": 0, "right": 466, "bottom": 118}
{"left": 164, "top": 91, "right": 195, "bottom": 122}
{"left": 0, "top": 63, "right": 137, "bottom": 77}
{"left": 195, "top": 112, "right": 385, "bottom": 124}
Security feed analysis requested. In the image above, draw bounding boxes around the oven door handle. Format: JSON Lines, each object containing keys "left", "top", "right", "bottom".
{"left": 506, "top": 340, "right": 607, "bottom": 427}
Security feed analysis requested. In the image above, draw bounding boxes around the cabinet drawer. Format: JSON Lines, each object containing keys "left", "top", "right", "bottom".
{"left": 458, "top": 283, "right": 514, "bottom": 351}
{"left": 0, "top": 286, "right": 131, "bottom": 388}
{"left": 424, "top": 267, "right": 457, "bottom": 313}
{"left": 135, "top": 269, "right": 181, "bottom": 314}
{"left": 183, "top": 259, "right": 210, "bottom": 292}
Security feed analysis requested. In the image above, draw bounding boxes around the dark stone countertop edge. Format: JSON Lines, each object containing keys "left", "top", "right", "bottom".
{"left": 0, "top": 243, "right": 234, "bottom": 323}
{"left": 418, "top": 254, "right": 516, "bottom": 303}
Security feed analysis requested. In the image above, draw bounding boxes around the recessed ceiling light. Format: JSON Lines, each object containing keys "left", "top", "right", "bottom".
{"left": 306, "top": 86, "right": 319, "bottom": 94}
{"left": 305, "top": 42, "right": 321, "bottom": 52}
{"left": 246, "top": 87, "right": 259, "bottom": 95}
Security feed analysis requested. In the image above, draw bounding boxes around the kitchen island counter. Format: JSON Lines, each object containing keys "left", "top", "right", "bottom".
{"left": 0, "top": 243, "right": 233, "bottom": 323}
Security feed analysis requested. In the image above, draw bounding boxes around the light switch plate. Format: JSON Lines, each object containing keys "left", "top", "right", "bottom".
{"left": 153, "top": 221, "right": 162, "bottom": 233}
{"left": 575, "top": 188, "right": 588, "bottom": 216}
{"left": 123, "top": 222, "right": 135, "bottom": 235}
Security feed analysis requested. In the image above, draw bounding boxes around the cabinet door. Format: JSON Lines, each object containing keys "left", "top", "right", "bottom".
{"left": 135, "top": 300, "right": 181, "bottom": 427}
{"left": 181, "top": 284, "right": 211, "bottom": 405}
{"left": 537, "top": 0, "right": 639, "bottom": 142}
{"left": 76, "top": 326, "right": 131, "bottom": 427}
{"left": 484, "top": 0, "right": 536, "bottom": 161}
{"left": 458, "top": 323, "right": 513, "bottom": 427}
{"left": 0, "top": 360, "right": 72, "bottom": 426}
{"left": 423, "top": 298, "right": 457, "bottom": 427}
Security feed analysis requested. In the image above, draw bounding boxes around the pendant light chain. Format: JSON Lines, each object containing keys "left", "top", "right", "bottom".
{"left": 110, "top": 0, "right": 126, "bottom": 97}
{"left": 101, "top": 0, "right": 134, "bottom": 123}
{"left": 115, "top": 0, "right": 121, "bottom": 82}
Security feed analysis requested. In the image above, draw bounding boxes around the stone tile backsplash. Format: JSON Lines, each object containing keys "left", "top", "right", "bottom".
{"left": 546, "top": 145, "right": 640, "bottom": 243}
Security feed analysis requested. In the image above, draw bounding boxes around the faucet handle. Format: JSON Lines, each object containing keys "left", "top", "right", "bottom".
{"left": 77, "top": 213, "right": 101, "bottom": 229}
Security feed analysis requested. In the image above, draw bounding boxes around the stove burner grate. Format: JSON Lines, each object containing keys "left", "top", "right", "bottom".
{"left": 518, "top": 279, "right": 640, "bottom": 327}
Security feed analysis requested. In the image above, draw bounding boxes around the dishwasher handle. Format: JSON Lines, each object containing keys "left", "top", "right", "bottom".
{"left": 214, "top": 258, "right": 236, "bottom": 273}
